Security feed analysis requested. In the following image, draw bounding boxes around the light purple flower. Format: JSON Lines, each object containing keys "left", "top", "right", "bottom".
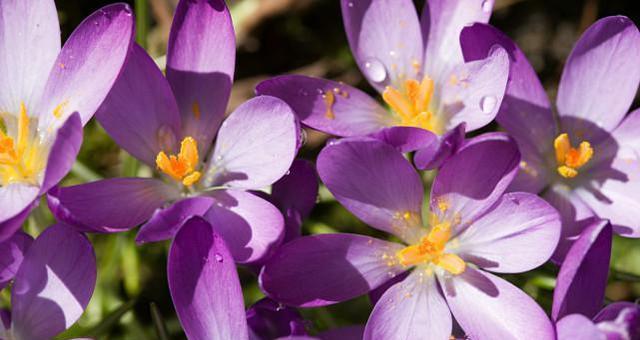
{"left": 48, "top": 0, "right": 299, "bottom": 264}
{"left": 256, "top": 0, "right": 509, "bottom": 169}
{"left": 551, "top": 218, "right": 640, "bottom": 339}
{"left": 0, "top": 1, "right": 135, "bottom": 242}
{"left": 460, "top": 17, "right": 640, "bottom": 261}
{"left": 260, "top": 135, "right": 561, "bottom": 339}
{"left": 0, "top": 224, "right": 96, "bottom": 340}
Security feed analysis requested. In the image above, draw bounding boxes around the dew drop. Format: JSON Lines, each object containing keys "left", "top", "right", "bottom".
{"left": 297, "top": 88, "right": 309, "bottom": 97}
{"left": 316, "top": 88, "right": 325, "bottom": 95}
{"left": 481, "top": 0, "right": 492, "bottom": 12}
{"left": 480, "top": 95, "right": 497, "bottom": 114}
{"left": 347, "top": 1, "right": 354, "bottom": 8}
{"left": 363, "top": 58, "right": 387, "bottom": 83}
{"left": 276, "top": 303, "right": 285, "bottom": 311}
{"left": 327, "top": 138, "right": 339, "bottom": 146}
{"left": 285, "top": 170, "right": 291, "bottom": 176}
{"left": 214, "top": 253, "right": 224, "bottom": 263}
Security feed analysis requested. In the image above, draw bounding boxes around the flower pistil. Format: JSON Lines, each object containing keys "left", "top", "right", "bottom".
{"left": 383, "top": 75, "right": 443, "bottom": 133}
{"left": 156, "top": 136, "right": 202, "bottom": 186}
{"left": 396, "top": 220, "right": 465, "bottom": 275}
{"left": 554, "top": 133, "right": 593, "bottom": 178}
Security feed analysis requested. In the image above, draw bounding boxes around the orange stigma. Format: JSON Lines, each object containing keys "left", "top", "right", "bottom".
{"left": 554, "top": 133, "right": 593, "bottom": 178}
{"left": 383, "top": 75, "right": 442, "bottom": 133}
{"left": 156, "top": 136, "right": 202, "bottom": 186}
{"left": 396, "top": 220, "right": 465, "bottom": 275}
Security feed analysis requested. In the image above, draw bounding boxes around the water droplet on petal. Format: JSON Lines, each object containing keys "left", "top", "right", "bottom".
{"left": 480, "top": 95, "right": 497, "bottom": 114}
{"left": 214, "top": 253, "right": 224, "bottom": 263}
{"left": 481, "top": 0, "right": 492, "bottom": 12}
{"left": 363, "top": 58, "right": 387, "bottom": 83}
{"left": 276, "top": 303, "right": 285, "bottom": 311}
{"left": 297, "top": 88, "right": 309, "bottom": 97}
{"left": 327, "top": 138, "right": 339, "bottom": 146}
{"left": 285, "top": 170, "right": 291, "bottom": 176}
{"left": 347, "top": 1, "right": 354, "bottom": 8}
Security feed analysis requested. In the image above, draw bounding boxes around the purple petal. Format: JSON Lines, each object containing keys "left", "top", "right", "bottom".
{"left": 168, "top": 216, "right": 248, "bottom": 340}
{"left": 368, "top": 271, "right": 410, "bottom": 305}
{"left": 47, "top": 178, "right": 179, "bottom": 233}
{"left": 422, "top": 0, "right": 493, "bottom": 82}
{"left": 456, "top": 192, "right": 561, "bottom": 273}
{"left": 556, "top": 314, "right": 603, "bottom": 340}
{"left": 260, "top": 233, "right": 405, "bottom": 307}
{"left": 557, "top": 16, "right": 640, "bottom": 137}
{"left": 0, "top": 185, "right": 39, "bottom": 240}
{"left": 317, "top": 138, "right": 425, "bottom": 243}
{"left": 166, "top": 0, "right": 235, "bottom": 153}
{"left": 246, "top": 298, "right": 306, "bottom": 339}
{"left": 205, "top": 96, "right": 297, "bottom": 190}
{"left": 543, "top": 184, "right": 596, "bottom": 263}
{"left": 271, "top": 159, "right": 318, "bottom": 220}
{"left": 364, "top": 272, "right": 452, "bottom": 340}
{"left": 36, "top": 4, "right": 135, "bottom": 130}
{"left": 136, "top": 196, "right": 215, "bottom": 244}
{"left": 0, "top": 0, "right": 60, "bottom": 113}
{"left": 11, "top": 224, "right": 96, "bottom": 339}
{"left": 271, "top": 160, "right": 319, "bottom": 242}
{"left": 96, "top": 44, "right": 182, "bottom": 167}
{"left": 40, "top": 112, "right": 83, "bottom": 194}
{"left": 317, "top": 326, "right": 365, "bottom": 340}
{"left": 431, "top": 132, "right": 520, "bottom": 235}
{"left": 204, "top": 190, "right": 284, "bottom": 264}
{"left": 552, "top": 220, "right": 612, "bottom": 321}
{"left": 256, "top": 75, "right": 392, "bottom": 137}
{"left": 370, "top": 126, "right": 438, "bottom": 153}
{"left": 0, "top": 232, "right": 33, "bottom": 290}
{"left": 613, "top": 108, "right": 640, "bottom": 157}
{"left": 413, "top": 122, "right": 465, "bottom": 170}
{"left": 341, "top": 0, "right": 423, "bottom": 91}
{"left": 574, "top": 156, "right": 640, "bottom": 237}
{"left": 441, "top": 267, "right": 554, "bottom": 339}
{"left": 441, "top": 46, "right": 509, "bottom": 132}
{"left": 594, "top": 302, "right": 640, "bottom": 340}
{"left": 461, "top": 23, "right": 556, "bottom": 161}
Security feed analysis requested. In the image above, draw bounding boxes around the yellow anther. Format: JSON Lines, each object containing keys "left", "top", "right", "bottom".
{"left": 395, "top": 219, "right": 464, "bottom": 275}
{"left": 382, "top": 75, "right": 441, "bottom": 133}
{"left": 155, "top": 136, "right": 202, "bottom": 187}
{"left": 0, "top": 102, "right": 46, "bottom": 185}
{"left": 434, "top": 253, "right": 466, "bottom": 275}
{"left": 554, "top": 133, "right": 593, "bottom": 178}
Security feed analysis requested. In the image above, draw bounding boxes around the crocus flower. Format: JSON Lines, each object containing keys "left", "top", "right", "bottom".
{"left": 260, "top": 134, "right": 561, "bottom": 339}
{"left": 550, "top": 218, "right": 640, "bottom": 339}
{"left": 0, "top": 1, "right": 135, "bottom": 241}
{"left": 48, "top": 0, "right": 298, "bottom": 264}
{"left": 0, "top": 224, "right": 96, "bottom": 340}
{"left": 256, "top": 0, "right": 509, "bottom": 168}
{"left": 459, "top": 17, "right": 640, "bottom": 260}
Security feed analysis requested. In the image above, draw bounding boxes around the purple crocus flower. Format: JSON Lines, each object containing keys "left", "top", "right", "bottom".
{"left": 260, "top": 134, "right": 561, "bottom": 339}
{"left": 551, "top": 218, "right": 640, "bottom": 339}
{"left": 460, "top": 17, "right": 640, "bottom": 261}
{"left": 0, "top": 1, "right": 135, "bottom": 241}
{"left": 256, "top": 0, "right": 509, "bottom": 168}
{"left": 0, "top": 224, "right": 96, "bottom": 340}
{"left": 48, "top": 0, "right": 299, "bottom": 265}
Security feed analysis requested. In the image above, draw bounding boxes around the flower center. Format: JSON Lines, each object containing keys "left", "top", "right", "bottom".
{"left": 396, "top": 219, "right": 466, "bottom": 275}
{"left": 156, "top": 136, "right": 202, "bottom": 187}
{"left": 382, "top": 75, "right": 443, "bottom": 134}
{"left": 553, "top": 133, "right": 593, "bottom": 178}
{"left": 0, "top": 103, "right": 47, "bottom": 186}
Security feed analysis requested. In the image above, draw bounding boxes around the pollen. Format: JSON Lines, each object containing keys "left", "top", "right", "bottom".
{"left": 554, "top": 133, "right": 593, "bottom": 178}
{"left": 0, "top": 102, "right": 47, "bottom": 186}
{"left": 396, "top": 220, "right": 465, "bottom": 275}
{"left": 156, "top": 136, "right": 202, "bottom": 187}
{"left": 382, "top": 75, "right": 442, "bottom": 134}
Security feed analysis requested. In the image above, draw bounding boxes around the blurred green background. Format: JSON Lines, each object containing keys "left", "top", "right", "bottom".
{"left": 4, "top": 0, "right": 639, "bottom": 339}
